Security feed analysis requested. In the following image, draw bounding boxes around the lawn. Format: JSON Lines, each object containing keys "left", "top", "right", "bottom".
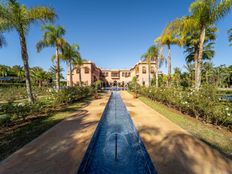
{"left": 138, "top": 95, "right": 232, "bottom": 159}
{"left": 0, "top": 97, "right": 91, "bottom": 161}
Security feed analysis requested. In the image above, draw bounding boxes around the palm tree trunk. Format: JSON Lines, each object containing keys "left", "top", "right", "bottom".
{"left": 69, "top": 60, "right": 73, "bottom": 87}
{"left": 156, "top": 46, "right": 163, "bottom": 88}
{"left": 79, "top": 67, "right": 82, "bottom": 86}
{"left": 196, "top": 26, "right": 206, "bottom": 90}
{"left": 148, "top": 59, "right": 151, "bottom": 87}
{"left": 167, "top": 44, "right": 171, "bottom": 87}
{"left": 55, "top": 47, "right": 60, "bottom": 91}
{"left": 194, "top": 47, "right": 199, "bottom": 88}
{"left": 19, "top": 32, "right": 34, "bottom": 103}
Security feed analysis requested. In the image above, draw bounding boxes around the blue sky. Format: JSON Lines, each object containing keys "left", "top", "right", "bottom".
{"left": 0, "top": 0, "right": 231, "bottom": 75}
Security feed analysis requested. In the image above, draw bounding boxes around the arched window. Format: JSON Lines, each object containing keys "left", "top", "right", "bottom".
{"left": 151, "top": 66, "right": 155, "bottom": 74}
{"left": 84, "top": 67, "right": 89, "bottom": 74}
{"left": 142, "top": 66, "right": 146, "bottom": 74}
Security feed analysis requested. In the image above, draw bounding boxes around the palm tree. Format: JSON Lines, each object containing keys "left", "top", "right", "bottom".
{"left": 155, "top": 38, "right": 166, "bottom": 88}
{"left": 188, "top": 0, "right": 232, "bottom": 89}
{"left": 73, "top": 55, "right": 84, "bottom": 86}
{"left": 141, "top": 45, "right": 159, "bottom": 87}
{"left": 60, "top": 42, "right": 80, "bottom": 87}
{"left": 30, "top": 67, "right": 47, "bottom": 87}
{"left": 36, "top": 25, "right": 65, "bottom": 91}
{"left": 228, "top": 28, "right": 232, "bottom": 46}
{"left": 157, "top": 22, "right": 182, "bottom": 86}
{"left": 11, "top": 65, "right": 25, "bottom": 80}
{"left": 0, "top": 0, "right": 55, "bottom": 103}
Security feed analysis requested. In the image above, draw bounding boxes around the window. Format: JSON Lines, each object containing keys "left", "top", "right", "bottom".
{"left": 122, "top": 72, "right": 125, "bottom": 77}
{"left": 125, "top": 72, "right": 131, "bottom": 77}
{"left": 151, "top": 66, "right": 155, "bottom": 74}
{"left": 76, "top": 69, "right": 80, "bottom": 74}
{"left": 142, "top": 66, "right": 146, "bottom": 74}
{"left": 111, "top": 72, "right": 119, "bottom": 78}
{"left": 84, "top": 67, "right": 89, "bottom": 74}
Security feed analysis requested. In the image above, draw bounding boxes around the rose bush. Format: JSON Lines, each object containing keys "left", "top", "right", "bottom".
{"left": 137, "top": 85, "right": 232, "bottom": 128}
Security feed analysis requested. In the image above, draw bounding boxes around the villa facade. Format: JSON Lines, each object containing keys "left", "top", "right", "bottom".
{"left": 67, "top": 60, "right": 158, "bottom": 87}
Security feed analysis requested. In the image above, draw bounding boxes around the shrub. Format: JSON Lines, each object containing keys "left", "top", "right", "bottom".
{"left": 136, "top": 85, "right": 232, "bottom": 127}
{"left": 53, "top": 86, "right": 94, "bottom": 105}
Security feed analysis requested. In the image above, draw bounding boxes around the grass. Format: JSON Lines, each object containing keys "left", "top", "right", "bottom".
{"left": 0, "top": 98, "right": 91, "bottom": 161}
{"left": 138, "top": 95, "right": 232, "bottom": 159}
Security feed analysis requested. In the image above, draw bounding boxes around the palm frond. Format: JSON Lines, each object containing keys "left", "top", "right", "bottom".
{"left": 27, "top": 6, "right": 56, "bottom": 24}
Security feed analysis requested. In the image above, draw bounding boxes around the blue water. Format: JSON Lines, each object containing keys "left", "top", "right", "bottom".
{"left": 78, "top": 92, "right": 157, "bottom": 174}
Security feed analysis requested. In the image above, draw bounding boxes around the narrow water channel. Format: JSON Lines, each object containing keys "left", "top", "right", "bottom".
{"left": 78, "top": 92, "right": 157, "bottom": 174}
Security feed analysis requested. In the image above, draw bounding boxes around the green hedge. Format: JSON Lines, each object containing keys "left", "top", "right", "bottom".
{"left": 0, "top": 86, "right": 94, "bottom": 127}
{"left": 137, "top": 86, "right": 232, "bottom": 128}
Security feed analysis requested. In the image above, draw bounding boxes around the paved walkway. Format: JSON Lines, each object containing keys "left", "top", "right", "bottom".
{"left": 0, "top": 93, "right": 110, "bottom": 174}
{"left": 120, "top": 91, "right": 232, "bottom": 174}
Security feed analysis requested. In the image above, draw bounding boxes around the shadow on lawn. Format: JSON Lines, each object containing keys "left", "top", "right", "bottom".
{"left": 138, "top": 126, "right": 232, "bottom": 174}
{"left": 0, "top": 107, "right": 101, "bottom": 174}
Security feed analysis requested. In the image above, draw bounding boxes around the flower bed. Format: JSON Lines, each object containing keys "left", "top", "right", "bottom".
{"left": 137, "top": 86, "right": 232, "bottom": 128}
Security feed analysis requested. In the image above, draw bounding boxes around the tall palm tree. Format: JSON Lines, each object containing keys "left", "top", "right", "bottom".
{"left": 155, "top": 38, "right": 167, "bottom": 88}
{"left": 141, "top": 45, "right": 159, "bottom": 87}
{"left": 36, "top": 25, "right": 65, "bottom": 91}
{"left": 228, "top": 28, "right": 232, "bottom": 46}
{"left": 158, "top": 22, "right": 182, "bottom": 86}
{"left": 0, "top": 0, "right": 55, "bottom": 103}
{"left": 73, "top": 55, "right": 84, "bottom": 86}
{"left": 189, "top": 0, "right": 232, "bottom": 89}
{"left": 60, "top": 42, "right": 80, "bottom": 87}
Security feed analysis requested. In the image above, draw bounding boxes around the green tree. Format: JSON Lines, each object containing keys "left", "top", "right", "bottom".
{"left": 36, "top": 25, "right": 65, "bottom": 91}
{"left": 182, "top": 26, "right": 216, "bottom": 87}
{"left": 72, "top": 55, "right": 84, "bottom": 86}
{"left": 173, "top": 67, "right": 182, "bottom": 87}
{"left": 189, "top": 0, "right": 232, "bottom": 89}
{"left": 11, "top": 65, "right": 24, "bottom": 80}
{"left": 30, "top": 66, "right": 48, "bottom": 87}
{"left": 157, "top": 22, "right": 182, "bottom": 86}
{"left": 0, "top": 0, "right": 55, "bottom": 102}
{"left": 141, "top": 45, "right": 159, "bottom": 87}
{"left": 60, "top": 42, "right": 80, "bottom": 87}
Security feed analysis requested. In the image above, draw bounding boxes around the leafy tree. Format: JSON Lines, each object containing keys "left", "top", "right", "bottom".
{"left": 36, "top": 25, "right": 65, "bottom": 91}
{"left": 141, "top": 45, "right": 159, "bottom": 87}
{"left": 0, "top": 0, "right": 55, "bottom": 102}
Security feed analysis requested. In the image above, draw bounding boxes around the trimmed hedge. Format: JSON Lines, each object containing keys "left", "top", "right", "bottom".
{"left": 136, "top": 86, "right": 232, "bottom": 128}
{"left": 0, "top": 86, "right": 94, "bottom": 127}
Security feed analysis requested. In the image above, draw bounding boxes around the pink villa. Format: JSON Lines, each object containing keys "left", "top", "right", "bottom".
{"left": 67, "top": 59, "right": 159, "bottom": 87}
